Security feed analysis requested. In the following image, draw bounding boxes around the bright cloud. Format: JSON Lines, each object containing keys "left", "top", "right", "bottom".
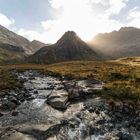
{"left": 90, "top": 0, "right": 128, "bottom": 16}
{"left": 37, "top": 0, "right": 127, "bottom": 43}
{"left": 127, "top": 7, "right": 140, "bottom": 27}
{"left": 16, "top": 0, "right": 140, "bottom": 44}
{"left": 0, "top": 13, "right": 14, "bottom": 27}
{"left": 18, "top": 29, "right": 40, "bottom": 41}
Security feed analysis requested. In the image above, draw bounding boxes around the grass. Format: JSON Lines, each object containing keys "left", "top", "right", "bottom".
{"left": 0, "top": 68, "right": 22, "bottom": 91}
{"left": 0, "top": 59, "right": 140, "bottom": 101}
{"left": 46, "top": 61, "right": 140, "bottom": 101}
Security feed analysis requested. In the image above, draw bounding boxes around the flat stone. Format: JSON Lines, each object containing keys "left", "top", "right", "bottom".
{"left": 5, "top": 131, "right": 36, "bottom": 140}
{"left": 46, "top": 90, "right": 68, "bottom": 109}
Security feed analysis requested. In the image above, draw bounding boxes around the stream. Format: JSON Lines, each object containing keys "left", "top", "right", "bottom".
{"left": 0, "top": 70, "right": 140, "bottom": 140}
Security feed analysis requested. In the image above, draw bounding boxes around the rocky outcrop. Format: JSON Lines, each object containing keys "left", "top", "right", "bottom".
{"left": 0, "top": 71, "right": 140, "bottom": 140}
{"left": 46, "top": 90, "right": 69, "bottom": 109}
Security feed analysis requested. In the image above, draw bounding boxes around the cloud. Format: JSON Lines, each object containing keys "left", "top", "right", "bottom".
{"left": 17, "top": 0, "right": 131, "bottom": 43}
{"left": 127, "top": 6, "right": 140, "bottom": 27}
{"left": 106, "top": 0, "right": 128, "bottom": 16}
{"left": 18, "top": 29, "right": 40, "bottom": 41}
{"left": 17, "top": 27, "right": 62, "bottom": 43}
{"left": 89, "top": 0, "right": 129, "bottom": 17}
{"left": 37, "top": 0, "right": 126, "bottom": 42}
{"left": 0, "top": 13, "right": 15, "bottom": 27}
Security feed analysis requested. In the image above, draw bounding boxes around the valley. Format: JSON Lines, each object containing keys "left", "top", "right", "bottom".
{"left": 0, "top": 25, "right": 140, "bottom": 140}
{"left": 1, "top": 0, "right": 140, "bottom": 139}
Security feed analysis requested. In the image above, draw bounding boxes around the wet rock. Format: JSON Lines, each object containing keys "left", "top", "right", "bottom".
{"left": 136, "top": 110, "right": 140, "bottom": 117}
{"left": 60, "top": 118, "right": 69, "bottom": 125}
{"left": 1, "top": 70, "right": 140, "bottom": 140}
{"left": 11, "top": 111, "right": 19, "bottom": 116}
{"left": 33, "top": 90, "right": 38, "bottom": 94}
{"left": 0, "top": 112, "right": 4, "bottom": 117}
{"left": 27, "top": 96, "right": 36, "bottom": 101}
{"left": 119, "top": 132, "right": 133, "bottom": 140}
{"left": 1, "top": 101, "right": 17, "bottom": 111}
{"left": 55, "top": 84, "right": 64, "bottom": 90}
{"left": 46, "top": 90, "right": 69, "bottom": 109}
{"left": 64, "top": 78, "right": 103, "bottom": 100}
{"left": 17, "top": 94, "right": 24, "bottom": 101}
{"left": 8, "top": 96, "right": 17, "bottom": 102}
{"left": 4, "top": 131, "right": 36, "bottom": 140}
{"left": 8, "top": 96, "right": 20, "bottom": 105}
{"left": 69, "top": 88, "right": 81, "bottom": 99}
{"left": 84, "top": 97, "right": 108, "bottom": 112}
{"left": 24, "top": 93, "right": 31, "bottom": 98}
{"left": 46, "top": 85, "right": 54, "bottom": 90}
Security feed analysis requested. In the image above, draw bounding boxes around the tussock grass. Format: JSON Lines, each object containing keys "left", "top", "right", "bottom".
{"left": 0, "top": 59, "right": 140, "bottom": 100}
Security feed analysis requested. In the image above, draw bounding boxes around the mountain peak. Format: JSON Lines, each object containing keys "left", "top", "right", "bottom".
{"left": 56, "top": 31, "right": 81, "bottom": 46}
{"left": 119, "top": 27, "right": 139, "bottom": 32}
{"left": 64, "top": 31, "right": 77, "bottom": 36}
{"left": 29, "top": 30, "right": 100, "bottom": 63}
{"left": 59, "top": 31, "right": 78, "bottom": 40}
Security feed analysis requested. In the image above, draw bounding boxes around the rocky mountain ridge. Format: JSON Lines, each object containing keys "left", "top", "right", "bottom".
{"left": 91, "top": 27, "right": 140, "bottom": 59}
{"left": 0, "top": 25, "right": 45, "bottom": 63}
{"left": 28, "top": 31, "right": 101, "bottom": 64}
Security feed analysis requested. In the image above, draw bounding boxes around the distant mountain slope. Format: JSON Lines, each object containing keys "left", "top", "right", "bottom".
{"left": 26, "top": 40, "right": 46, "bottom": 54}
{"left": 29, "top": 31, "right": 101, "bottom": 64}
{"left": 0, "top": 25, "right": 31, "bottom": 54}
{"left": 0, "top": 25, "right": 46, "bottom": 63}
{"left": 0, "top": 43, "right": 26, "bottom": 64}
{"left": 90, "top": 27, "right": 140, "bottom": 59}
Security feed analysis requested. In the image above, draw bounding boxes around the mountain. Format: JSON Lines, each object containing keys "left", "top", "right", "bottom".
{"left": 0, "top": 43, "right": 26, "bottom": 64}
{"left": 90, "top": 27, "right": 140, "bottom": 59}
{"left": 0, "top": 25, "right": 45, "bottom": 63}
{"left": 0, "top": 25, "right": 31, "bottom": 54}
{"left": 28, "top": 31, "right": 101, "bottom": 64}
{"left": 26, "top": 40, "right": 46, "bottom": 54}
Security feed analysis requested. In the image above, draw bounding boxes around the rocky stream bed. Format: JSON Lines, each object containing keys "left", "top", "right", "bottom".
{"left": 0, "top": 70, "right": 140, "bottom": 140}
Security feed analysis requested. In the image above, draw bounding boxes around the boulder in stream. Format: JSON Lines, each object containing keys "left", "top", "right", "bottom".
{"left": 46, "top": 89, "right": 69, "bottom": 109}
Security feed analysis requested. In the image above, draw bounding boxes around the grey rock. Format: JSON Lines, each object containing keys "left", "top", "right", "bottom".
{"left": 46, "top": 90, "right": 69, "bottom": 109}
{"left": 120, "top": 133, "right": 133, "bottom": 140}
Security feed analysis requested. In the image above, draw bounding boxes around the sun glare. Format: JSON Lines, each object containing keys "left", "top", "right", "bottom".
{"left": 48, "top": 0, "right": 101, "bottom": 42}
{"left": 40, "top": 0, "right": 123, "bottom": 43}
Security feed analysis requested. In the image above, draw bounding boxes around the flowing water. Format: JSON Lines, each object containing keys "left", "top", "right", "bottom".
{"left": 0, "top": 70, "right": 140, "bottom": 140}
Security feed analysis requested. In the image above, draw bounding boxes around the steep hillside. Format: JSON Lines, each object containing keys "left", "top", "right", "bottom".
{"left": 91, "top": 27, "right": 140, "bottom": 59}
{"left": 0, "top": 43, "right": 26, "bottom": 64}
{"left": 0, "top": 25, "right": 31, "bottom": 54}
{"left": 26, "top": 40, "right": 46, "bottom": 54}
{"left": 29, "top": 31, "right": 101, "bottom": 64}
{"left": 0, "top": 25, "right": 46, "bottom": 63}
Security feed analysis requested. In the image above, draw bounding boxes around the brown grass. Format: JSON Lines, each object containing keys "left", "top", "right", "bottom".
{"left": 0, "top": 60, "right": 140, "bottom": 100}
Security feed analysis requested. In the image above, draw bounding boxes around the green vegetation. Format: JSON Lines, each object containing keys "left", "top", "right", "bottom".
{"left": 0, "top": 59, "right": 140, "bottom": 100}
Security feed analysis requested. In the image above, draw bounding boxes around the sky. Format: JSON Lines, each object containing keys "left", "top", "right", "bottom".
{"left": 0, "top": 0, "right": 140, "bottom": 43}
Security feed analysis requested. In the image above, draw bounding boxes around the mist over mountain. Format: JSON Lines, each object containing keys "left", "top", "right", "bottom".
{"left": 90, "top": 27, "right": 140, "bottom": 59}
{"left": 28, "top": 31, "right": 101, "bottom": 64}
